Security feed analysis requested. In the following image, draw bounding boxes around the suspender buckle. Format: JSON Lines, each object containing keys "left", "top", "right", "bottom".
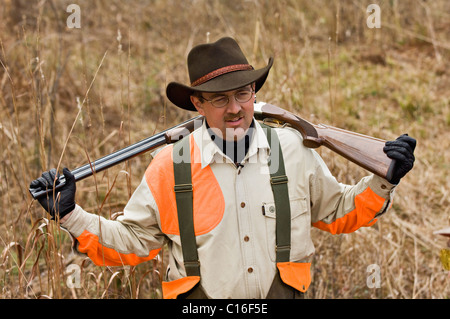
{"left": 184, "top": 260, "right": 201, "bottom": 276}
{"left": 276, "top": 244, "right": 291, "bottom": 253}
{"left": 174, "top": 184, "right": 193, "bottom": 193}
{"left": 270, "top": 175, "right": 288, "bottom": 185}
{"left": 276, "top": 244, "right": 291, "bottom": 262}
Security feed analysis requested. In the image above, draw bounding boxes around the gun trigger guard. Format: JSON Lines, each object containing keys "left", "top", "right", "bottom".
{"left": 303, "top": 137, "right": 322, "bottom": 148}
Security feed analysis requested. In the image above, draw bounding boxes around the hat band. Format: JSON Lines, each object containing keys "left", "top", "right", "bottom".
{"left": 191, "top": 64, "right": 254, "bottom": 87}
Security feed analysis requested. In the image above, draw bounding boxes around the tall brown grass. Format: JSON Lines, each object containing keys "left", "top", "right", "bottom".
{"left": 0, "top": 0, "right": 448, "bottom": 299}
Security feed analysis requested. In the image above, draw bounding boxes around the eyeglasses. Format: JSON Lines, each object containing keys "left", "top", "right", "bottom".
{"left": 201, "top": 89, "right": 255, "bottom": 108}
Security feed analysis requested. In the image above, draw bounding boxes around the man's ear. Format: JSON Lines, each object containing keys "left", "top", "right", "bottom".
{"left": 190, "top": 96, "right": 205, "bottom": 116}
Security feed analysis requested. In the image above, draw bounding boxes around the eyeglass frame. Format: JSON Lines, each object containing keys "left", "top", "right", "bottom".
{"left": 197, "top": 88, "right": 255, "bottom": 108}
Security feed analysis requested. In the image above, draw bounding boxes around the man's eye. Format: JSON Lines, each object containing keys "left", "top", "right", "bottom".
{"left": 212, "top": 96, "right": 228, "bottom": 104}
{"left": 236, "top": 91, "right": 250, "bottom": 98}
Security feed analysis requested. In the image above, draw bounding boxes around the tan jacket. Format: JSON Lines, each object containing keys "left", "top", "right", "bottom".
{"left": 62, "top": 118, "right": 396, "bottom": 298}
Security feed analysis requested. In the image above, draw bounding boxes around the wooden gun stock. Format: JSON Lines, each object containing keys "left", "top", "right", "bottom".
{"left": 253, "top": 102, "right": 395, "bottom": 181}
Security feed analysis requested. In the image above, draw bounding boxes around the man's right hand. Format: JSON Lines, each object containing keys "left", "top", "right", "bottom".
{"left": 29, "top": 168, "right": 76, "bottom": 219}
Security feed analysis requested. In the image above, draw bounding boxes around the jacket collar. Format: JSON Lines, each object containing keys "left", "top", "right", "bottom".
{"left": 193, "top": 119, "right": 270, "bottom": 169}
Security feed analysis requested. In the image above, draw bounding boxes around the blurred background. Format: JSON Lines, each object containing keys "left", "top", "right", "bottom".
{"left": 0, "top": 0, "right": 449, "bottom": 298}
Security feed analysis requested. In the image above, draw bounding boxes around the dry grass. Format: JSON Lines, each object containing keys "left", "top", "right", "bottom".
{"left": 0, "top": 0, "right": 449, "bottom": 299}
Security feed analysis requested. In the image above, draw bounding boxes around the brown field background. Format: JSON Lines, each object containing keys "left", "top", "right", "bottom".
{"left": 0, "top": 0, "right": 449, "bottom": 299}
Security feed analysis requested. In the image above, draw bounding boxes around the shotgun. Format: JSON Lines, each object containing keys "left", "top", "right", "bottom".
{"left": 29, "top": 102, "right": 395, "bottom": 199}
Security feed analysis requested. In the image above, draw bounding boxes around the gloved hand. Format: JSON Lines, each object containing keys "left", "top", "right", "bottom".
{"left": 29, "top": 167, "right": 76, "bottom": 219}
{"left": 383, "top": 134, "right": 416, "bottom": 184}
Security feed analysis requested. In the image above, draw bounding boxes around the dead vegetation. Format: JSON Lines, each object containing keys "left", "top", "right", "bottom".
{"left": 0, "top": 0, "right": 449, "bottom": 298}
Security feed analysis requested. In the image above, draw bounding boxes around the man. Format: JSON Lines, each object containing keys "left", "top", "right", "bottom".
{"left": 30, "top": 37, "right": 416, "bottom": 299}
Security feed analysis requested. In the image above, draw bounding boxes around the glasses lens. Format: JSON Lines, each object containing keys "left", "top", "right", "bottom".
{"left": 210, "top": 96, "right": 229, "bottom": 108}
{"left": 235, "top": 91, "right": 253, "bottom": 103}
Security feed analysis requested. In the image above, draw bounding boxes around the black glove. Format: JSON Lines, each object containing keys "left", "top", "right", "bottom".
{"left": 29, "top": 167, "right": 76, "bottom": 219}
{"left": 383, "top": 134, "right": 416, "bottom": 184}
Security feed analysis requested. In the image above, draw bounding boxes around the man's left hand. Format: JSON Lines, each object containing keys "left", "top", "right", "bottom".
{"left": 383, "top": 134, "right": 416, "bottom": 184}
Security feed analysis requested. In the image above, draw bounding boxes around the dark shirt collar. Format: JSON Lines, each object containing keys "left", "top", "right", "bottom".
{"left": 205, "top": 119, "right": 255, "bottom": 165}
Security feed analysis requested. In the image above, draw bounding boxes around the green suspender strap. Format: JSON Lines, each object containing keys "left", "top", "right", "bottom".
{"left": 263, "top": 125, "right": 291, "bottom": 263}
{"left": 172, "top": 137, "right": 201, "bottom": 277}
{"left": 172, "top": 125, "right": 291, "bottom": 277}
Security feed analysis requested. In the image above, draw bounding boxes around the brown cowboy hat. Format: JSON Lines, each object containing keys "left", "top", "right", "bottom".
{"left": 166, "top": 37, "right": 273, "bottom": 111}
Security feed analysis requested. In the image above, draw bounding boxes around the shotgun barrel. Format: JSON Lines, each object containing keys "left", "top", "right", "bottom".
{"left": 29, "top": 115, "right": 203, "bottom": 199}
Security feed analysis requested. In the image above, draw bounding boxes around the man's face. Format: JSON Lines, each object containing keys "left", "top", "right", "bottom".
{"left": 190, "top": 85, "right": 255, "bottom": 141}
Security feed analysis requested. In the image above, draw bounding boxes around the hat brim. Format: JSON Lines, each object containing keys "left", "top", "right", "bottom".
{"left": 166, "top": 57, "right": 273, "bottom": 111}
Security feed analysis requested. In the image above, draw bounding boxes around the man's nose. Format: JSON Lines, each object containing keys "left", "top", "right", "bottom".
{"left": 226, "top": 96, "right": 242, "bottom": 114}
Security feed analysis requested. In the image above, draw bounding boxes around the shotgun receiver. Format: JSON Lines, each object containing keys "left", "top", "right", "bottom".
{"left": 29, "top": 103, "right": 394, "bottom": 199}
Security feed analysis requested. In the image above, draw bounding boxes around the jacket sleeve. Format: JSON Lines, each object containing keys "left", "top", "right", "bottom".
{"left": 61, "top": 176, "right": 166, "bottom": 266}
{"left": 309, "top": 150, "right": 396, "bottom": 235}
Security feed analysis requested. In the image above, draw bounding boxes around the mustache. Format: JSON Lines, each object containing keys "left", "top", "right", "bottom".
{"left": 224, "top": 111, "right": 245, "bottom": 121}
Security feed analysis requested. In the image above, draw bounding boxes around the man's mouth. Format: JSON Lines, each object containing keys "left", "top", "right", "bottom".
{"left": 225, "top": 117, "right": 244, "bottom": 128}
{"left": 226, "top": 116, "right": 243, "bottom": 123}
{"left": 225, "top": 112, "right": 245, "bottom": 124}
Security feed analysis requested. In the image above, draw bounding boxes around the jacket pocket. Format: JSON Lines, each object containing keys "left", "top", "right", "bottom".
{"left": 263, "top": 197, "right": 311, "bottom": 262}
{"left": 277, "top": 262, "right": 311, "bottom": 293}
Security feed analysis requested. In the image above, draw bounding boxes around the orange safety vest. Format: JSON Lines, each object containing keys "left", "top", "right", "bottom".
{"left": 162, "top": 125, "right": 310, "bottom": 299}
